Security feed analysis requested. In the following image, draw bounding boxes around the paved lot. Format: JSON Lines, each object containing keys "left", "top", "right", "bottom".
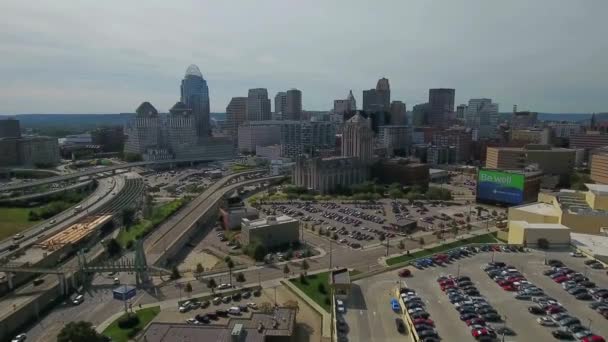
{"left": 408, "top": 249, "right": 608, "bottom": 341}
{"left": 343, "top": 275, "right": 408, "bottom": 342}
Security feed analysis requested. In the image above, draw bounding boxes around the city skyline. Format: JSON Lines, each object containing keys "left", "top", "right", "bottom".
{"left": 1, "top": 0, "right": 608, "bottom": 114}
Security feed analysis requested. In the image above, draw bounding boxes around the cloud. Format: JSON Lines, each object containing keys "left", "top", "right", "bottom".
{"left": 0, "top": 0, "right": 607, "bottom": 114}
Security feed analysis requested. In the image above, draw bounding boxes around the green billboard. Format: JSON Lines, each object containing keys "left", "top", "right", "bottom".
{"left": 477, "top": 170, "right": 525, "bottom": 204}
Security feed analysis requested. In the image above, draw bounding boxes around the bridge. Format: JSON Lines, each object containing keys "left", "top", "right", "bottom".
{"left": 0, "top": 156, "right": 232, "bottom": 192}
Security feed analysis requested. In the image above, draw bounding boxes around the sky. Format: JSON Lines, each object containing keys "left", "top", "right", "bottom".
{"left": 1, "top": 0, "right": 607, "bottom": 114}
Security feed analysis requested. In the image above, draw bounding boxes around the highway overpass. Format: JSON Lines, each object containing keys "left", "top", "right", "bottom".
{"left": 0, "top": 156, "right": 232, "bottom": 192}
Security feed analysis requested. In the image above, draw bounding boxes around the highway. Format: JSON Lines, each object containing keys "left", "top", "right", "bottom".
{"left": 0, "top": 157, "right": 231, "bottom": 192}
{"left": 0, "top": 176, "right": 122, "bottom": 257}
{"left": 144, "top": 170, "right": 279, "bottom": 264}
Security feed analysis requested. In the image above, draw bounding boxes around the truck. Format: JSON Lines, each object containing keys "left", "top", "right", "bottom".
{"left": 74, "top": 205, "right": 83, "bottom": 213}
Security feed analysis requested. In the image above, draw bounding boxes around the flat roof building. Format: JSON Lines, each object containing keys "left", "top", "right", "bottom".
{"left": 507, "top": 221, "right": 571, "bottom": 247}
{"left": 241, "top": 215, "right": 299, "bottom": 248}
{"left": 591, "top": 148, "right": 608, "bottom": 184}
{"left": 485, "top": 144, "right": 575, "bottom": 176}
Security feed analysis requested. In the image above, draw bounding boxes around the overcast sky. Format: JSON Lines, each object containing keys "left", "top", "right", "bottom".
{"left": 1, "top": 0, "right": 607, "bottom": 114}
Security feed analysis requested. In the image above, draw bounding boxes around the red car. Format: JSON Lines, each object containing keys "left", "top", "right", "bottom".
{"left": 413, "top": 318, "right": 435, "bottom": 326}
{"left": 471, "top": 328, "right": 490, "bottom": 339}
{"left": 441, "top": 284, "right": 456, "bottom": 291}
{"left": 546, "top": 306, "right": 564, "bottom": 314}
{"left": 507, "top": 276, "right": 524, "bottom": 282}
{"left": 554, "top": 276, "right": 569, "bottom": 283}
{"left": 501, "top": 284, "right": 516, "bottom": 291}
{"left": 398, "top": 269, "right": 412, "bottom": 277}
{"left": 497, "top": 280, "right": 512, "bottom": 286}
{"left": 466, "top": 318, "right": 486, "bottom": 326}
{"left": 582, "top": 336, "right": 606, "bottom": 342}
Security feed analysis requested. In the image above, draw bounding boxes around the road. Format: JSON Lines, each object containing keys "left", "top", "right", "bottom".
{"left": 0, "top": 176, "right": 122, "bottom": 257}
{"left": 0, "top": 157, "right": 232, "bottom": 192}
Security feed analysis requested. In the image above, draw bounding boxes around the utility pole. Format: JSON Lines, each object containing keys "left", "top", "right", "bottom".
{"left": 385, "top": 234, "right": 390, "bottom": 257}
{"left": 329, "top": 238, "right": 333, "bottom": 269}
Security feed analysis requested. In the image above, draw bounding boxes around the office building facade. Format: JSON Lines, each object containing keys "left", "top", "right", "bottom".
{"left": 465, "top": 98, "right": 499, "bottom": 139}
{"left": 274, "top": 92, "right": 287, "bottom": 120}
{"left": 342, "top": 113, "right": 374, "bottom": 163}
{"left": 333, "top": 90, "right": 357, "bottom": 116}
{"left": 246, "top": 88, "right": 272, "bottom": 121}
{"left": 428, "top": 88, "right": 455, "bottom": 128}
{"left": 237, "top": 121, "right": 281, "bottom": 154}
{"left": 591, "top": 148, "right": 608, "bottom": 184}
{"left": 432, "top": 128, "right": 471, "bottom": 163}
{"left": 486, "top": 145, "right": 576, "bottom": 176}
{"left": 241, "top": 215, "right": 299, "bottom": 248}
{"left": 285, "top": 89, "right": 302, "bottom": 121}
{"left": 225, "top": 96, "right": 247, "bottom": 138}
{"left": 124, "top": 102, "right": 161, "bottom": 155}
{"left": 0, "top": 119, "right": 21, "bottom": 139}
{"left": 378, "top": 125, "right": 411, "bottom": 156}
{"left": 280, "top": 120, "right": 336, "bottom": 158}
{"left": 511, "top": 111, "right": 538, "bottom": 129}
{"left": 293, "top": 156, "right": 369, "bottom": 193}
{"left": 180, "top": 64, "right": 210, "bottom": 139}
{"left": 390, "top": 101, "right": 407, "bottom": 125}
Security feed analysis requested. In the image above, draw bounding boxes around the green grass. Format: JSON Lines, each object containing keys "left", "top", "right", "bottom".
{"left": 0, "top": 207, "right": 41, "bottom": 240}
{"left": 117, "top": 199, "right": 186, "bottom": 248}
{"left": 290, "top": 272, "right": 331, "bottom": 312}
{"left": 231, "top": 164, "right": 256, "bottom": 172}
{"left": 102, "top": 306, "right": 160, "bottom": 342}
{"left": 386, "top": 233, "right": 500, "bottom": 266}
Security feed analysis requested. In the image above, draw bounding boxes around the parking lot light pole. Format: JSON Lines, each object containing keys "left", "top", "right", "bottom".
{"left": 456, "top": 264, "right": 461, "bottom": 278}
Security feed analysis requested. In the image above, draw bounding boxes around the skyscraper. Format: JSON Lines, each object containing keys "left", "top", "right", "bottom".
{"left": 428, "top": 88, "right": 455, "bottom": 128}
{"left": 274, "top": 92, "right": 287, "bottom": 120}
{"left": 285, "top": 89, "right": 302, "bottom": 121}
{"left": 390, "top": 101, "right": 407, "bottom": 125}
{"left": 465, "top": 98, "right": 499, "bottom": 139}
{"left": 412, "top": 103, "right": 429, "bottom": 127}
{"left": 376, "top": 77, "right": 391, "bottom": 112}
{"left": 334, "top": 90, "right": 357, "bottom": 115}
{"left": 456, "top": 104, "right": 467, "bottom": 120}
{"left": 226, "top": 97, "right": 248, "bottom": 138}
{"left": 180, "top": 64, "right": 210, "bottom": 139}
{"left": 342, "top": 112, "right": 374, "bottom": 163}
{"left": 247, "top": 88, "right": 271, "bottom": 121}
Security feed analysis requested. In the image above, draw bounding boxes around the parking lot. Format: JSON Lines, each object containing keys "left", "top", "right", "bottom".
{"left": 405, "top": 248, "right": 608, "bottom": 341}
{"left": 258, "top": 199, "right": 503, "bottom": 250}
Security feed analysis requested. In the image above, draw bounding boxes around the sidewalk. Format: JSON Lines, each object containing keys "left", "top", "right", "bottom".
{"left": 281, "top": 276, "right": 332, "bottom": 341}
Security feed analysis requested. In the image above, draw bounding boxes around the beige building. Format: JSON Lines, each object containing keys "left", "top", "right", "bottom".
{"left": 591, "top": 148, "right": 608, "bottom": 184}
{"left": 293, "top": 156, "right": 369, "bottom": 194}
{"left": 342, "top": 112, "right": 374, "bottom": 163}
{"left": 507, "top": 221, "right": 570, "bottom": 246}
{"left": 241, "top": 215, "right": 299, "bottom": 248}
{"left": 510, "top": 128, "right": 550, "bottom": 144}
{"left": 508, "top": 183, "right": 608, "bottom": 236}
{"left": 485, "top": 144, "right": 575, "bottom": 176}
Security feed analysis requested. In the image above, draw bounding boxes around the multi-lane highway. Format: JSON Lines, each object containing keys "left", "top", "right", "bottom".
{"left": 0, "top": 157, "right": 231, "bottom": 192}
{"left": 0, "top": 176, "right": 122, "bottom": 257}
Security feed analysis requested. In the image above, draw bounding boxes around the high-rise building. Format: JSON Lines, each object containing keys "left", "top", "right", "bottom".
{"left": 247, "top": 88, "right": 272, "bottom": 121}
{"left": 590, "top": 147, "right": 608, "bottom": 184}
{"left": 280, "top": 120, "right": 336, "bottom": 158}
{"left": 124, "top": 102, "right": 161, "bottom": 155}
{"left": 237, "top": 121, "right": 281, "bottom": 154}
{"left": 376, "top": 78, "right": 391, "bottom": 112}
{"left": 91, "top": 126, "right": 124, "bottom": 152}
{"left": 285, "top": 89, "right": 302, "bottom": 121}
{"left": 274, "top": 92, "right": 287, "bottom": 120}
{"left": 180, "top": 64, "right": 210, "bottom": 139}
{"left": 428, "top": 88, "right": 455, "bottom": 128}
{"left": 378, "top": 125, "right": 411, "bottom": 156}
{"left": 362, "top": 78, "right": 391, "bottom": 114}
{"left": 511, "top": 111, "right": 538, "bottom": 129}
{"left": 432, "top": 128, "right": 471, "bottom": 163}
{"left": 225, "top": 97, "right": 247, "bottom": 138}
{"left": 166, "top": 102, "right": 197, "bottom": 153}
{"left": 486, "top": 145, "right": 575, "bottom": 176}
{"left": 465, "top": 98, "right": 499, "bottom": 139}
{"left": 342, "top": 112, "right": 374, "bottom": 163}
{"left": 412, "top": 103, "right": 429, "bottom": 126}
{"left": 456, "top": 104, "right": 467, "bottom": 120}
{"left": 390, "top": 101, "right": 407, "bottom": 125}
{"left": 333, "top": 90, "right": 357, "bottom": 119}
{"left": 0, "top": 118, "right": 21, "bottom": 138}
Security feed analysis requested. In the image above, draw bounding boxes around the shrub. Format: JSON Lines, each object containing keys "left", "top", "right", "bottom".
{"left": 126, "top": 327, "right": 141, "bottom": 338}
{"left": 117, "top": 314, "right": 140, "bottom": 329}
{"left": 318, "top": 283, "right": 326, "bottom": 294}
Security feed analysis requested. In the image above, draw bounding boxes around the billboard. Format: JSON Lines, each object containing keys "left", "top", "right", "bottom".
{"left": 477, "top": 170, "right": 525, "bottom": 205}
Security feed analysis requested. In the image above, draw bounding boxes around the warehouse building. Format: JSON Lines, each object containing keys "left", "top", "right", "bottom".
{"left": 241, "top": 215, "right": 299, "bottom": 248}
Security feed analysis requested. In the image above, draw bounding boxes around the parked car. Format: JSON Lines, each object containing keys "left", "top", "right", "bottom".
{"left": 395, "top": 318, "right": 406, "bottom": 333}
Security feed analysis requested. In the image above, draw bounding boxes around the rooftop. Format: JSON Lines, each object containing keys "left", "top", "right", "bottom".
{"left": 330, "top": 268, "right": 351, "bottom": 285}
{"left": 571, "top": 233, "right": 608, "bottom": 259}
{"left": 520, "top": 222, "right": 570, "bottom": 230}
{"left": 242, "top": 215, "right": 296, "bottom": 229}
{"left": 512, "top": 202, "right": 560, "bottom": 217}
{"left": 142, "top": 307, "right": 295, "bottom": 342}
{"left": 585, "top": 183, "right": 608, "bottom": 195}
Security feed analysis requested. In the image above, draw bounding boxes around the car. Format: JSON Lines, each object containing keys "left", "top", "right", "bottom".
{"left": 548, "top": 259, "right": 564, "bottom": 267}
{"left": 398, "top": 269, "right": 412, "bottom": 277}
{"left": 410, "top": 311, "right": 430, "bottom": 320}
{"left": 413, "top": 318, "right": 434, "bottom": 326}
{"left": 242, "top": 291, "right": 251, "bottom": 299}
{"left": 13, "top": 234, "right": 24, "bottom": 241}
{"left": 515, "top": 293, "right": 531, "bottom": 300}
{"left": 466, "top": 318, "right": 486, "bottom": 326}
{"left": 212, "top": 297, "right": 221, "bottom": 305}
{"left": 537, "top": 316, "right": 557, "bottom": 326}
{"left": 582, "top": 335, "right": 606, "bottom": 342}
{"left": 113, "top": 277, "right": 120, "bottom": 285}
{"left": 336, "top": 299, "right": 346, "bottom": 313}
{"left": 200, "top": 300, "right": 210, "bottom": 308}
{"left": 552, "top": 330, "right": 574, "bottom": 340}
{"left": 72, "top": 295, "right": 84, "bottom": 305}
{"left": 206, "top": 312, "right": 219, "bottom": 320}
{"left": 495, "top": 327, "right": 516, "bottom": 336}
{"left": 11, "top": 334, "right": 26, "bottom": 342}
{"left": 222, "top": 296, "right": 231, "bottom": 303}
{"left": 482, "top": 313, "right": 501, "bottom": 322}
{"left": 590, "top": 262, "right": 605, "bottom": 269}
{"left": 32, "top": 278, "right": 44, "bottom": 286}
{"left": 218, "top": 283, "right": 231, "bottom": 290}
{"left": 228, "top": 306, "right": 241, "bottom": 315}
{"left": 460, "top": 313, "right": 478, "bottom": 321}
{"left": 215, "top": 309, "right": 228, "bottom": 317}
{"left": 231, "top": 292, "right": 241, "bottom": 301}
{"left": 570, "top": 326, "right": 592, "bottom": 339}
{"left": 190, "top": 301, "right": 201, "bottom": 310}
{"left": 558, "top": 317, "right": 581, "bottom": 327}
{"left": 390, "top": 298, "right": 400, "bottom": 312}
{"left": 576, "top": 293, "right": 593, "bottom": 300}
{"left": 186, "top": 318, "right": 199, "bottom": 324}
{"left": 554, "top": 276, "right": 570, "bottom": 283}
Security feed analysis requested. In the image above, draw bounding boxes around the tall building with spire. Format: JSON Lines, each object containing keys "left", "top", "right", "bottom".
{"left": 342, "top": 112, "right": 374, "bottom": 163}
{"left": 333, "top": 90, "right": 357, "bottom": 115}
{"left": 180, "top": 65, "right": 210, "bottom": 139}
{"left": 376, "top": 77, "right": 391, "bottom": 112}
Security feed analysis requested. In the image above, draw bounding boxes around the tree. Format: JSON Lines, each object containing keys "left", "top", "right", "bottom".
{"left": 331, "top": 232, "right": 338, "bottom": 240}
{"left": 252, "top": 244, "right": 268, "bottom": 261}
{"left": 466, "top": 224, "right": 472, "bottom": 232}
{"left": 121, "top": 208, "right": 136, "bottom": 228}
{"left": 207, "top": 278, "right": 217, "bottom": 292}
{"left": 451, "top": 225, "right": 459, "bottom": 237}
{"left": 195, "top": 263, "right": 204, "bottom": 275}
{"left": 418, "top": 237, "right": 425, "bottom": 248}
{"left": 537, "top": 238, "right": 550, "bottom": 250}
{"left": 185, "top": 282, "right": 193, "bottom": 297}
{"left": 378, "top": 233, "right": 386, "bottom": 242}
{"left": 398, "top": 240, "right": 405, "bottom": 250}
{"left": 283, "top": 264, "right": 290, "bottom": 276}
{"left": 299, "top": 272, "right": 308, "bottom": 284}
{"left": 57, "top": 321, "right": 104, "bottom": 342}
{"left": 170, "top": 266, "right": 181, "bottom": 280}
{"left": 301, "top": 259, "right": 310, "bottom": 271}
{"left": 225, "top": 257, "right": 235, "bottom": 285}
{"left": 236, "top": 272, "right": 246, "bottom": 282}
{"left": 318, "top": 227, "right": 325, "bottom": 236}
{"left": 105, "top": 238, "right": 122, "bottom": 257}
{"left": 318, "top": 282, "right": 326, "bottom": 294}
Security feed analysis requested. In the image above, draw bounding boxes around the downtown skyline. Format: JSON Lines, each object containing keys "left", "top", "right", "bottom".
{"left": 1, "top": 0, "right": 607, "bottom": 114}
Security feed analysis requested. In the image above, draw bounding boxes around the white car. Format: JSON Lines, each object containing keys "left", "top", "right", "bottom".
{"left": 336, "top": 299, "right": 346, "bottom": 313}
{"left": 247, "top": 302, "right": 258, "bottom": 310}
{"left": 570, "top": 251, "right": 583, "bottom": 257}
{"left": 186, "top": 318, "right": 199, "bottom": 324}
{"left": 218, "top": 283, "right": 231, "bottom": 290}
{"left": 537, "top": 317, "right": 557, "bottom": 327}
{"left": 11, "top": 334, "right": 26, "bottom": 342}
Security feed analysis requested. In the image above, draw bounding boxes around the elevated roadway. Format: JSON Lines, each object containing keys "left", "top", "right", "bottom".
{"left": 0, "top": 156, "right": 230, "bottom": 192}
